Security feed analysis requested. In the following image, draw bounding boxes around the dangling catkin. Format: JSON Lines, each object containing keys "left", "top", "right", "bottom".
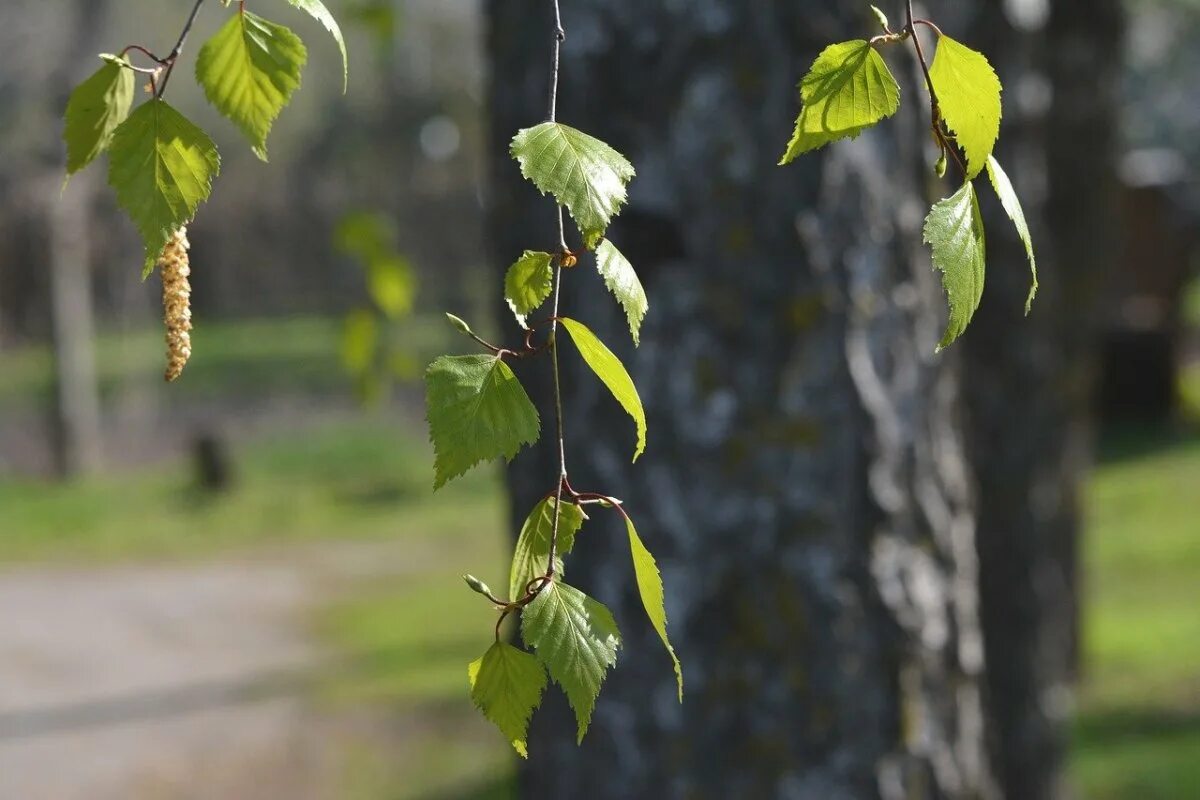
{"left": 160, "top": 227, "right": 192, "bottom": 382}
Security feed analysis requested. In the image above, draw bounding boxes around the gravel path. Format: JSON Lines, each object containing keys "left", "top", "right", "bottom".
{"left": 0, "top": 540, "right": 438, "bottom": 800}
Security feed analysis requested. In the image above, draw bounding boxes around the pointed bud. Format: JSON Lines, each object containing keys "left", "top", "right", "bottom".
{"left": 463, "top": 574, "right": 493, "bottom": 597}
{"left": 870, "top": 4, "right": 890, "bottom": 32}
{"left": 935, "top": 150, "right": 948, "bottom": 179}
{"left": 446, "top": 313, "right": 473, "bottom": 336}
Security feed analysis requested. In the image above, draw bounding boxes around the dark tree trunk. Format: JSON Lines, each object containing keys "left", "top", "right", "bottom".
{"left": 961, "top": 2, "right": 1123, "bottom": 799}
{"left": 488, "top": 3, "right": 994, "bottom": 797}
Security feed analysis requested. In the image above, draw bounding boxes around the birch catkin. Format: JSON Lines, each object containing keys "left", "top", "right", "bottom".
{"left": 160, "top": 227, "right": 192, "bottom": 382}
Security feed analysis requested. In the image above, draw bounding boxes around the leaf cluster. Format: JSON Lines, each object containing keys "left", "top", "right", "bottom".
{"left": 779, "top": 7, "right": 1038, "bottom": 349}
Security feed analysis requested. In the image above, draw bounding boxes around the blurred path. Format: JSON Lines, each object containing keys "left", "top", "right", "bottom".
{"left": 0, "top": 539, "right": 439, "bottom": 800}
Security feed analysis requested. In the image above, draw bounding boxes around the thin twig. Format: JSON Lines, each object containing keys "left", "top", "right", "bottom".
{"left": 155, "top": 0, "right": 209, "bottom": 99}
{"left": 905, "top": 1, "right": 965, "bottom": 175}
{"left": 543, "top": 0, "right": 571, "bottom": 581}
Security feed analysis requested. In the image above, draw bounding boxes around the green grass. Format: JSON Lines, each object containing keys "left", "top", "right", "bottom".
{"left": 0, "top": 416, "right": 502, "bottom": 565}
{"left": 0, "top": 313, "right": 451, "bottom": 409}
{"left": 1074, "top": 427, "right": 1200, "bottom": 799}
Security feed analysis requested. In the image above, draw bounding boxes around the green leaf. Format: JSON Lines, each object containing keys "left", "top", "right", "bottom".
{"left": 63, "top": 56, "right": 135, "bottom": 177}
{"left": 510, "top": 122, "right": 635, "bottom": 246}
{"left": 424, "top": 355, "right": 540, "bottom": 489}
{"left": 779, "top": 40, "right": 901, "bottom": 164}
{"left": 284, "top": 0, "right": 348, "bottom": 92}
{"left": 504, "top": 251, "right": 555, "bottom": 328}
{"left": 985, "top": 155, "right": 1038, "bottom": 313}
{"left": 558, "top": 318, "right": 646, "bottom": 461}
{"left": 468, "top": 642, "right": 547, "bottom": 758}
{"left": 195, "top": 10, "right": 307, "bottom": 161}
{"left": 509, "top": 498, "right": 586, "bottom": 600}
{"left": 521, "top": 581, "right": 620, "bottom": 742}
{"left": 929, "top": 36, "right": 1002, "bottom": 179}
{"left": 624, "top": 515, "right": 683, "bottom": 701}
{"left": 107, "top": 100, "right": 220, "bottom": 276}
{"left": 924, "top": 182, "right": 987, "bottom": 350}
{"left": 594, "top": 240, "right": 648, "bottom": 346}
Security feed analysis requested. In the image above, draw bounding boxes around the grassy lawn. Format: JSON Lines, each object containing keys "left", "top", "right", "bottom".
{"left": 1, "top": 317, "right": 1196, "bottom": 797}
{"left": 0, "top": 416, "right": 501, "bottom": 565}
{"left": 1073, "top": 427, "right": 1200, "bottom": 799}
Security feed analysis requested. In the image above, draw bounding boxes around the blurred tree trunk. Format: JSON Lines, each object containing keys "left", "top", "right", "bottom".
{"left": 489, "top": 3, "right": 994, "bottom": 797}
{"left": 46, "top": 173, "right": 103, "bottom": 477}
{"left": 43, "top": 0, "right": 111, "bottom": 478}
{"left": 960, "top": 2, "right": 1123, "bottom": 798}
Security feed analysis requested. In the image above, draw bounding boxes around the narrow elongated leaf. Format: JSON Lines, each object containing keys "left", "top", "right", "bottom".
{"left": 285, "top": 0, "right": 348, "bottom": 91}
{"left": 924, "top": 182, "right": 987, "bottom": 350}
{"left": 558, "top": 318, "right": 646, "bottom": 461}
{"left": 63, "top": 56, "right": 135, "bottom": 177}
{"left": 779, "top": 40, "right": 901, "bottom": 164}
{"left": 986, "top": 155, "right": 1038, "bottom": 313}
{"left": 521, "top": 581, "right": 620, "bottom": 742}
{"left": 107, "top": 100, "right": 220, "bottom": 275}
{"left": 468, "top": 642, "right": 547, "bottom": 758}
{"left": 195, "top": 11, "right": 307, "bottom": 160}
{"left": 625, "top": 515, "right": 683, "bottom": 701}
{"left": 504, "top": 251, "right": 554, "bottom": 328}
{"left": 424, "top": 355, "right": 540, "bottom": 489}
{"left": 510, "top": 123, "right": 635, "bottom": 247}
{"left": 929, "top": 36, "right": 1001, "bottom": 179}
{"left": 509, "top": 498, "right": 586, "bottom": 600}
{"left": 594, "top": 240, "right": 648, "bottom": 346}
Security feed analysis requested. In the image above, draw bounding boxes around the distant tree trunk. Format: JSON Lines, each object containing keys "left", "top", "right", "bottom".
{"left": 489, "top": 3, "right": 994, "bottom": 797}
{"left": 46, "top": 173, "right": 103, "bottom": 477}
{"left": 961, "top": 2, "right": 1122, "bottom": 799}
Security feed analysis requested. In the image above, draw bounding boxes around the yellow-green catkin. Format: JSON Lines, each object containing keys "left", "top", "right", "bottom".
{"left": 160, "top": 227, "right": 192, "bottom": 382}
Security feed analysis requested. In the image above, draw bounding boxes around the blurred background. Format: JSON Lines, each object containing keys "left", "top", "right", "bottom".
{"left": 0, "top": 0, "right": 1196, "bottom": 798}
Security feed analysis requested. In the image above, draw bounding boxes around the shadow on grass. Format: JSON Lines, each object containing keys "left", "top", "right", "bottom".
{"left": 1075, "top": 707, "right": 1200, "bottom": 799}
{"left": 1096, "top": 422, "right": 1200, "bottom": 464}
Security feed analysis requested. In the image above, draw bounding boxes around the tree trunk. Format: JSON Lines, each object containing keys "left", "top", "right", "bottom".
{"left": 488, "top": 3, "right": 994, "bottom": 797}
{"left": 46, "top": 173, "right": 103, "bottom": 478}
{"left": 962, "top": 2, "right": 1122, "bottom": 798}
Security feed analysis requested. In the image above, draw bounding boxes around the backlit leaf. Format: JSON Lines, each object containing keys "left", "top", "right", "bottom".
{"left": 468, "top": 642, "right": 547, "bottom": 758}
{"left": 510, "top": 498, "right": 586, "bottom": 600}
{"left": 558, "top": 318, "right": 646, "bottom": 461}
{"left": 504, "top": 251, "right": 555, "bottom": 328}
{"left": 284, "top": 0, "right": 348, "bottom": 91}
{"left": 594, "top": 240, "right": 648, "bottom": 346}
{"left": 424, "top": 355, "right": 540, "bottom": 489}
{"left": 107, "top": 100, "right": 220, "bottom": 276}
{"left": 779, "top": 40, "right": 900, "bottom": 164}
{"left": 929, "top": 35, "right": 1001, "bottom": 179}
{"left": 985, "top": 155, "right": 1038, "bottom": 313}
{"left": 63, "top": 55, "right": 135, "bottom": 177}
{"left": 625, "top": 514, "right": 683, "bottom": 701}
{"left": 510, "top": 123, "right": 635, "bottom": 247}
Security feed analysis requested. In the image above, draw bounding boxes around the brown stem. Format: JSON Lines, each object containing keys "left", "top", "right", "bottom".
{"left": 154, "top": 0, "right": 208, "bottom": 99}
{"left": 904, "top": 3, "right": 966, "bottom": 176}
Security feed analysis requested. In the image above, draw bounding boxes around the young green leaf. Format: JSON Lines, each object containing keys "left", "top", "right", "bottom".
{"left": 779, "top": 40, "right": 901, "bottom": 164}
{"left": 468, "top": 642, "right": 547, "bottom": 758}
{"left": 510, "top": 123, "right": 635, "bottom": 247}
{"left": 509, "top": 498, "right": 586, "bottom": 600}
{"left": 284, "top": 0, "right": 348, "bottom": 91}
{"left": 504, "top": 251, "right": 555, "bottom": 328}
{"left": 924, "top": 182, "right": 987, "bottom": 350}
{"left": 986, "top": 155, "right": 1038, "bottom": 313}
{"left": 869, "top": 5, "right": 890, "bottom": 32}
{"left": 625, "top": 515, "right": 683, "bottom": 701}
{"left": 558, "top": 318, "right": 647, "bottom": 461}
{"left": 107, "top": 100, "right": 220, "bottom": 276}
{"left": 424, "top": 354, "right": 540, "bottom": 489}
{"left": 63, "top": 55, "right": 135, "bottom": 177}
{"left": 594, "top": 240, "right": 649, "bottom": 346}
{"left": 521, "top": 580, "right": 621, "bottom": 742}
{"left": 928, "top": 36, "right": 1002, "bottom": 179}
{"left": 195, "top": 10, "right": 308, "bottom": 161}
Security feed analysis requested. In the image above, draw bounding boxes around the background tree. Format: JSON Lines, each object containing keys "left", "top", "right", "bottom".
{"left": 962, "top": 2, "right": 1123, "bottom": 798}
{"left": 489, "top": 3, "right": 994, "bottom": 796}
